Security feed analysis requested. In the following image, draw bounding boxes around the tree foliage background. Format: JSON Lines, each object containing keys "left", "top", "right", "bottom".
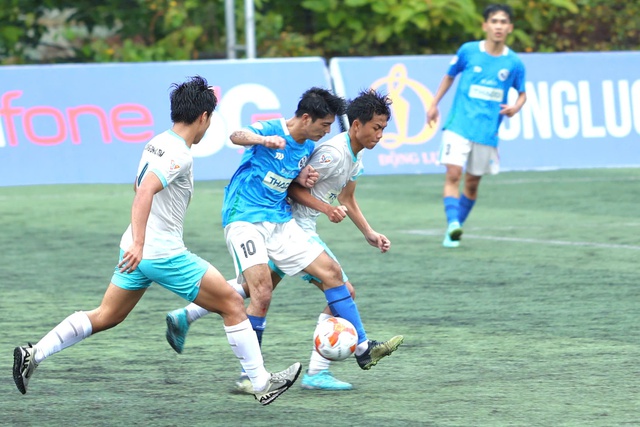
{"left": 0, "top": 0, "right": 638, "bottom": 64}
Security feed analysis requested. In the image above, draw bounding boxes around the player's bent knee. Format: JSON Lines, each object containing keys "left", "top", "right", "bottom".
{"left": 346, "top": 281, "right": 356, "bottom": 299}
{"left": 219, "top": 300, "right": 247, "bottom": 323}
{"left": 87, "top": 308, "right": 126, "bottom": 333}
{"left": 248, "top": 279, "right": 273, "bottom": 300}
{"left": 318, "top": 264, "right": 345, "bottom": 289}
{"left": 213, "top": 294, "right": 248, "bottom": 325}
{"left": 226, "top": 289, "right": 245, "bottom": 308}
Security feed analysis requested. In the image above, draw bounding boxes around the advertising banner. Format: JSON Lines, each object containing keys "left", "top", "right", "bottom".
{"left": 2, "top": 51, "right": 638, "bottom": 186}
{"left": 0, "top": 58, "right": 333, "bottom": 186}
{"left": 329, "top": 51, "right": 640, "bottom": 175}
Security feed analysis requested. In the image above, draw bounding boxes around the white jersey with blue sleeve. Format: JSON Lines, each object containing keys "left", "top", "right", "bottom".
{"left": 222, "top": 118, "right": 316, "bottom": 227}
{"left": 291, "top": 132, "right": 363, "bottom": 233}
{"left": 119, "top": 130, "right": 192, "bottom": 259}
{"left": 443, "top": 40, "right": 526, "bottom": 147}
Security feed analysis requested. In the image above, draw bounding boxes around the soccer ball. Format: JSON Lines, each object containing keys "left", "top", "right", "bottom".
{"left": 313, "top": 317, "right": 358, "bottom": 361}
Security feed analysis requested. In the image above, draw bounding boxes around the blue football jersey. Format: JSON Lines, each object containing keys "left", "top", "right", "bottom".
{"left": 443, "top": 40, "right": 526, "bottom": 147}
{"left": 221, "top": 118, "right": 315, "bottom": 226}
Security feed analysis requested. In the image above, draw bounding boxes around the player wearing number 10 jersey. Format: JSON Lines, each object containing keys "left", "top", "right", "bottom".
{"left": 166, "top": 89, "right": 404, "bottom": 392}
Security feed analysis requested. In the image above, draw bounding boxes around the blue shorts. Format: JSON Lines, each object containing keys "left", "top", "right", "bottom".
{"left": 270, "top": 235, "right": 347, "bottom": 284}
{"left": 111, "top": 250, "right": 210, "bottom": 302}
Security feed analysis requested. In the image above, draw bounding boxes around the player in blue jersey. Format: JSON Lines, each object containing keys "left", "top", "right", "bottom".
{"left": 223, "top": 87, "right": 402, "bottom": 374}
{"left": 165, "top": 89, "right": 402, "bottom": 392}
{"left": 427, "top": 4, "right": 527, "bottom": 248}
{"left": 12, "top": 76, "right": 301, "bottom": 406}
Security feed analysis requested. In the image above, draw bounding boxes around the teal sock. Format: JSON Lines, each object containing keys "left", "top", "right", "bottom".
{"left": 324, "top": 284, "right": 367, "bottom": 344}
{"left": 458, "top": 194, "right": 476, "bottom": 225}
{"left": 444, "top": 196, "right": 460, "bottom": 224}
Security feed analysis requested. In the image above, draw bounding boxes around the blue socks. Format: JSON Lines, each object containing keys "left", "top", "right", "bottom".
{"left": 444, "top": 195, "right": 476, "bottom": 225}
{"left": 444, "top": 196, "right": 459, "bottom": 224}
{"left": 458, "top": 194, "right": 476, "bottom": 225}
{"left": 247, "top": 315, "right": 266, "bottom": 346}
{"left": 324, "top": 284, "right": 367, "bottom": 344}
{"left": 241, "top": 315, "right": 267, "bottom": 375}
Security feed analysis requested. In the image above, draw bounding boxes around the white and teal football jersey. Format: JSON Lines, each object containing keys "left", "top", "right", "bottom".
{"left": 119, "top": 130, "right": 193, "bottom": 259}
{"left": 291, "top": 132, "right": 363, "bottom": 233}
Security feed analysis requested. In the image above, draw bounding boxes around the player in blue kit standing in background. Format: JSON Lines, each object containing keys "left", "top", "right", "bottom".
{"left": 427, "top": 3, "right": 527, "bottom": 248}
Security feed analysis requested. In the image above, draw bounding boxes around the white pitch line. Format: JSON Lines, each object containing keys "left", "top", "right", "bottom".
{"left": 404, "top": 229, "right": 640, "bottom": 250}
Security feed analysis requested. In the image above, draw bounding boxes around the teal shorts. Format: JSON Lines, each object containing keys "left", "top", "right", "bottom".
{"left": 111, "top": 250, "right": 209, "bottom": 302}
{"left": 271, "top": 234, "right": 346, "bottom": 284}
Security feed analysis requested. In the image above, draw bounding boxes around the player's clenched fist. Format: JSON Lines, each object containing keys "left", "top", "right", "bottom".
{"left": 262, "top": 135, "right": 286, "bottom": 149}
{"left": 296, "top": 165, "right": 319, "bottom": 188}
{"left": 326, "top": 205, "right": 348, "bottom": 223}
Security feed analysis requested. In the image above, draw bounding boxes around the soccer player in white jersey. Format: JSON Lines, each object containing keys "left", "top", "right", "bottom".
{"left": 427, "top": 4, "right": 527, "bottom": 248}
{"left": 165, "top": 89, "right": 403, "bottom": 392}
{"left": 12, "top": 76, "right": 301, "bottom": 406}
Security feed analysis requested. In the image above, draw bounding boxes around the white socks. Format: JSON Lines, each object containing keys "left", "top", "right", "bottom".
{"left": 307, "top": 313, "right": 333, "bottom": 375}
{"left": 34, "top": 311, "right": 93, "bottom": 364}
{"left": 184, "top": 303, "right": 210, "bottom": 323}
{"left": 227, "top": 279, "right": 247, "bottom": 299}
{"left": 224, "top": 319, "right": 270, "bottom": 391}
{"left": 355, "top": 341, "right": 369, "bottom": 356}
{"left": 30, "top": 308, "right": 271, "bottom": 394}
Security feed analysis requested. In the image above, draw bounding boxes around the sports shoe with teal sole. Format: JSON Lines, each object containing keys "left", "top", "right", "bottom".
{"left": 356, "top": 335, "right": 404, "bottom": 370}
{"left": 447, "top": 221, "right": 463, "bottom": 241}
{"left": 301, "top": 370, "right": 352, "bottom": 390}
{"left": 442, "top": 233, "right": 460, "bottom": 248}
{"left": 166, "top": 309, "right": 190, "bottom": 354}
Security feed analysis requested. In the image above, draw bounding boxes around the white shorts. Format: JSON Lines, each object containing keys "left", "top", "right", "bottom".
{"left": 438, "top": 130, "right": 500, "bottom": 176}
{"left": 224, "top": 220, "right": 324, "bottom": 283}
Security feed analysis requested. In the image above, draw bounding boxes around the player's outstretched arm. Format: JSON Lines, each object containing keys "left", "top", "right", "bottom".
{"left": 229, "top": 130, "right": 286, "bottom": 149}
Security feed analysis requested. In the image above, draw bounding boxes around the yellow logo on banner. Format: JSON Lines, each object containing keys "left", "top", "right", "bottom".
{"left": 371, "top": 63, "right": 437, "bottom": 149}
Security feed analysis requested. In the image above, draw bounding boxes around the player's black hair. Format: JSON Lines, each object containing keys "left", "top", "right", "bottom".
{"left": 346, "top": 89, "right": 392, "bottom": 126}
{"left": 295, "top": 87, "right": 346, "bottom": 121}
{"left": 169, "top": 75, "right": 217, "bottom": 124}
{"left": 483, "top": 4, "right": 514, "bottom": 22}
